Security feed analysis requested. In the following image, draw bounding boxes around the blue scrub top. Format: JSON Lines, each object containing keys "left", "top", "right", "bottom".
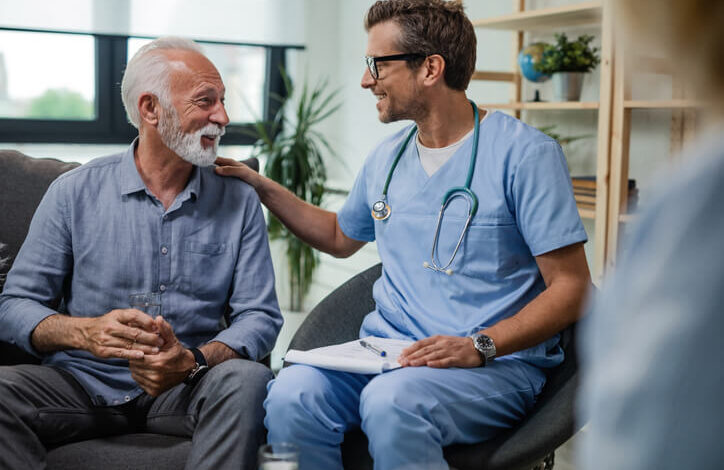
{"left": 338, "top": 111, "right": 587, "bottom": 368}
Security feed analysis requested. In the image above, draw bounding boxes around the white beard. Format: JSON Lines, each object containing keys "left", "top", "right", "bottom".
{"left": 158, "top": 106, "right": 225, "bottom": 167}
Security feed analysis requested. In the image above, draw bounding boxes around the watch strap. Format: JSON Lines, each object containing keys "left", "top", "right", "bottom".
{"left": 470, "top": 333, "right": 496, "bottom": 367}
{"left": 184, "top": 347, "right": 209, "bottom": 385}
{"left": 189, "top": 347, "right": 207, "bottom": 367}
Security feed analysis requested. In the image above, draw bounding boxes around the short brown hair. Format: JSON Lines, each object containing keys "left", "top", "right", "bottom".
{"left": 365, "top": 0, "right": 476, "bottom": 91}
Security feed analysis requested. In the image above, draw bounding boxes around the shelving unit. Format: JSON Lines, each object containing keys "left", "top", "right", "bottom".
{"left": 478, "top": 101, "right": 600, "bottom": 110}
{"left": 623, "top": 100, "right": 705, "bottom": 110}
{"left": 604, "top": 29, "right": 703, "bottom": 271}
{"left": 471, "top": 1, "right": 602, "bottom": 31}
{"left": 473, "top": 0, "right": 614, "bottom": 280}
{"left": 473, "top": 1, "right": 704, "bottom": 279}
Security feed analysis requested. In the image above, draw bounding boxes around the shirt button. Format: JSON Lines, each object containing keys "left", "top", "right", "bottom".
{"left": 159, "top": 284, "right": 167, "bottom": 292}
{"left": 161, "top": 246, "right": 168, "bottom": 255}
{"left": 124, "top": 395, "right": 131, "bottom": 402}
{"left": 163, "top": 215, "right": 168, "bottom": 221}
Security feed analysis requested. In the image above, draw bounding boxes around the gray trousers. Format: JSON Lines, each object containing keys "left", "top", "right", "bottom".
{"left": 0, "top": 359, "right": 273, "bottom": 470}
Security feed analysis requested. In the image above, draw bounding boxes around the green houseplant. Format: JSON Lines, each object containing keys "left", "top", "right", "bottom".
{"left": 537, "top": 124, "right": 592, "bottom": 146}
{"left": 534, "top": 33, "right": 601, "bottom": 101}
{"left": 247, "top": 72, "right": 341, "bottom": 311}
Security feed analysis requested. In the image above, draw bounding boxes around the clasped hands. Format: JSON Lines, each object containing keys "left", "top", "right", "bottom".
{"left": 83, "top": 309, "right": 195, "bottom": 396}
{"left": 398, "top": 334, "right": 483, "bottom": 369}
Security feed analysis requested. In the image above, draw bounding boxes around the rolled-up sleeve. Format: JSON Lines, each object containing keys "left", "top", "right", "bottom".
{"left": 212, "top": 191, "right": 282, "bottom": 361}
{"left": 0, "top": 178, "right": 72, "bottom": 355}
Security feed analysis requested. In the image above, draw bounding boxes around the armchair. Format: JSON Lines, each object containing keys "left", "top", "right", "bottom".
{"left": 288, "top": 263, "right": 582, "bottom": 470}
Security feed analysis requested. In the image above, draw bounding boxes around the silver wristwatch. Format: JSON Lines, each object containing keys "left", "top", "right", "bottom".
{"left": 470, "top": 332, "right": 496, "bottom": 366}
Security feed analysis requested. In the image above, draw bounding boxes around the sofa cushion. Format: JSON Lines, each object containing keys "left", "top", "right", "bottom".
{"left": 46, "top": 433, "right": 191, "bottom": 469}
{"left": 0, "top": 150, "right": 79, "bottom": 274}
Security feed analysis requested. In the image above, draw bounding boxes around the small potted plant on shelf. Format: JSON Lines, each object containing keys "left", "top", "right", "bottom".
{"left": 534, "top": 33, "right": 600, "bottom": 101}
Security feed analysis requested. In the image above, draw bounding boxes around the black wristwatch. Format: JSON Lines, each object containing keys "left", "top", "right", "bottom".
{"left": 470, "top": 332, "right": 497, "bottom": 367}
{"left": 183, "top": 347, "right": 209, "bottom": 385}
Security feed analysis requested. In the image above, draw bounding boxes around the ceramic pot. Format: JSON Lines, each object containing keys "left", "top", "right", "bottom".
{"left": 552, "top": 71, "right": 585, "bottom": 101}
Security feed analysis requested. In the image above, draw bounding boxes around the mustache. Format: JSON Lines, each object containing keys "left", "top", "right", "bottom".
{"left": 199, "top": 124, "right": 226, "bottom": 138}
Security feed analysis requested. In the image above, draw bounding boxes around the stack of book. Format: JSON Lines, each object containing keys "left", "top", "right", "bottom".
{"left": 571, "top": 176, "right": 638, "bottom": 212}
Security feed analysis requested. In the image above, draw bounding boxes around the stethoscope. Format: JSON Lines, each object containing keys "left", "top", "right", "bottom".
{"left": 371, "top": 100, "right": 480, "bottom": 276}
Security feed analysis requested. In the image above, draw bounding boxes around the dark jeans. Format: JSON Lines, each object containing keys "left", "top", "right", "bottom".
{"left": 0, "top": 359, "right": 273, "bottom": 470}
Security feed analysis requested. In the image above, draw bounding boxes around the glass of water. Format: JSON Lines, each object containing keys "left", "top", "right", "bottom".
{"left": 258, "top": 443, "right": 299, "bottom": 470}
{"left": 128, "top": 292, "right": 162, "bottom": 318}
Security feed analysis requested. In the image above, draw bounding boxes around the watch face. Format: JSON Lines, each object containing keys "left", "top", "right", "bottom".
{"left": 477, "top": 336, "right": 494, "bottom": 349}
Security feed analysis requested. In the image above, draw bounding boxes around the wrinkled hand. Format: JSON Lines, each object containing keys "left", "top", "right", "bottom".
{"left": 398, "top": 335, "right": 482, "bottom": 368}
{"left": 128, "top": 316, "right": 196, "bottom": 397}
{"left": 82, "top": 309, "right": 164, "bottom": 360}
{"left": 214, "top": 157, "right": 262, "bottom": 188}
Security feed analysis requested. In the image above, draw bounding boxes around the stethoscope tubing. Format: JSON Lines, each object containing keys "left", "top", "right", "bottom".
{"left": 371, "top": 100, "right": 482, "bottom": 274}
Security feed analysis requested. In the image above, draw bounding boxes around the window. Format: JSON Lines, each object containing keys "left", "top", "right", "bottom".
{"left": 0, "top": 28, "right": 297, "bottom": 145}
{"left": 0, "top": 30, "right": 96, "bottom": 121}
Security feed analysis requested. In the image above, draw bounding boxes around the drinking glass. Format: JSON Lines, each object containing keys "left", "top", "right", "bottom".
{"left": 128, "top": 292, "right": 162, "bottom": 318}
{"left": 258, "top": 443, "right": 299, "bottom": 470}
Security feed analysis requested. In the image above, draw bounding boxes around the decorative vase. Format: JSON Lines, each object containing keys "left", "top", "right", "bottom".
{"left": 552, "top": 72, "right": 585, "bottom": 101}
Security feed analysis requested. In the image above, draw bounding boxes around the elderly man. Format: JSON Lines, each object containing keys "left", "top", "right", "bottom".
{"left": 0, "top": 37, "right": 281, "bottom": 470}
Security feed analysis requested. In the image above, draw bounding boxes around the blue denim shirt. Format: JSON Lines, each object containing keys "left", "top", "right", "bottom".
{"left": 0, "top": 141, "right": 282, "bottom": 406}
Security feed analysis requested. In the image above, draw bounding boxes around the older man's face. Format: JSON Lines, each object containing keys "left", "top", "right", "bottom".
{"left": 159, "top": 50, "right": 230, "bottom": 166}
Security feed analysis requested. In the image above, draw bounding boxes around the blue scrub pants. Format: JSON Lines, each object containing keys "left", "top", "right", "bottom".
{"left": 264, "top": 359, "right": 546, "bottom": 470}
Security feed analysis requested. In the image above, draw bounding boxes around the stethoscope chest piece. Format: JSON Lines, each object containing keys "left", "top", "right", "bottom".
{"left": 371, "top": 200, "right": 391, "bottom": 221}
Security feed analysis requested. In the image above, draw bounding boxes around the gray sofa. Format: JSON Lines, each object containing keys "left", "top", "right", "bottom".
{"left": 0, "top": 149, "right": 258, "bottom": 469}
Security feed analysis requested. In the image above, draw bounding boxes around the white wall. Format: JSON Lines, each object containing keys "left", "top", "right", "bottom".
{"left": 0, "top": 0, "right": 305, "bottom": 45}
{"left": 1, "top": 1, "right": 678, "bottom": 372}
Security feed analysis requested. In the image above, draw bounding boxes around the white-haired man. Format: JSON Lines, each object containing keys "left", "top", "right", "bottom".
{"left": 0, "top": 37, "right": 282, "bottom": 470}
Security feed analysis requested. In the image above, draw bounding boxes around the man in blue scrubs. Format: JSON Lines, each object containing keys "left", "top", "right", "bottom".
{"left": 217, "top": 1, "right": 591, "bottom": 469}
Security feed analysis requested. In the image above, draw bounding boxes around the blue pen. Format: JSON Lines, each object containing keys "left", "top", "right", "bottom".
{"left": 359, "top": 340, "right": 387, "bottom": 357}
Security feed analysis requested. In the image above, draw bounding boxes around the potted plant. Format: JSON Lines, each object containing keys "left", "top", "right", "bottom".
{"left": 537, "top": 124, "right": 592, "bottom": 146}
{"left": 534, "top": 33, "right": 600, "bottom": 101}
{"left": 247, "top": 71, "right": 341, "bottom": 311}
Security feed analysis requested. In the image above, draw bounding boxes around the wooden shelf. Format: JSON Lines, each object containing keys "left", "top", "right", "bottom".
{"left": 480, "top": 101, "right": 599, "bottom": 110}
{"left": 624, "top": 100, "right": 705, "bottom": 109}
{"left": 472, "top": 71, "right": 517, "bottom": 82}
{"left": 473, "top": 1, "right": 602, "bottom": 31}
{"left": 578, "top": 207, "right": 596, "bottom": 220}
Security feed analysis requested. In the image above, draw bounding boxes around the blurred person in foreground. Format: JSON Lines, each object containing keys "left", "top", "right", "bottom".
{"left": 0, "top": 37, "right": 281, "bottom": 470}
{"left": 579, "top": 1, "right": 724, "bottom": 469}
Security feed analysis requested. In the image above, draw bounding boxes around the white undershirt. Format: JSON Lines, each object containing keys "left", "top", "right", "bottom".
{"left": 416, "top": 109, "right": 491, "bottom": 177}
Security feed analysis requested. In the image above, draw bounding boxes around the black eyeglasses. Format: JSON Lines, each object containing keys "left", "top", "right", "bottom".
{"left": 364, "top": 53, "right": 426, "bottom": 80}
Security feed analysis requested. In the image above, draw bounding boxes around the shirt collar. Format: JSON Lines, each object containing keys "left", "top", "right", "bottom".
{"left": 119, "top": 138, "right": 202, "bottom": 203}
{"left": 120, "top": 138, "right": 146, "bottom": 196}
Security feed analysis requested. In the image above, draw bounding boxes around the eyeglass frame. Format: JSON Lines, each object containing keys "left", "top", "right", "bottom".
{"left": 364, "top": 53, "right": 427, "bottom": 80}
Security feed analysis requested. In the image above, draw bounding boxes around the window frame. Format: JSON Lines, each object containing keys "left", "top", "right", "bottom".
{"left": 0, "top": 27, "right": 300, "bottom": 145}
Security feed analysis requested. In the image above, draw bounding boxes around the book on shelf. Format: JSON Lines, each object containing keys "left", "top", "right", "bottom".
{"left": 571, "top": 176, "right": 637, "bottom": 191}
{"left": 575, "top": 188, "right": 639, "bottom": 212}
{"left": 573, "top": 188, "right": 597, "bottom": 197}
{"left": 574, "top": 194, "right": 596, "bottom": 204}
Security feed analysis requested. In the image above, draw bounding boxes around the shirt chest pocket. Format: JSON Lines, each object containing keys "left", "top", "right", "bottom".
{"left": 454, "top": 223, "right": 531, "bottom": 279}
{"left": 180, "top": 241, "right": 233, "bottom": 296}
